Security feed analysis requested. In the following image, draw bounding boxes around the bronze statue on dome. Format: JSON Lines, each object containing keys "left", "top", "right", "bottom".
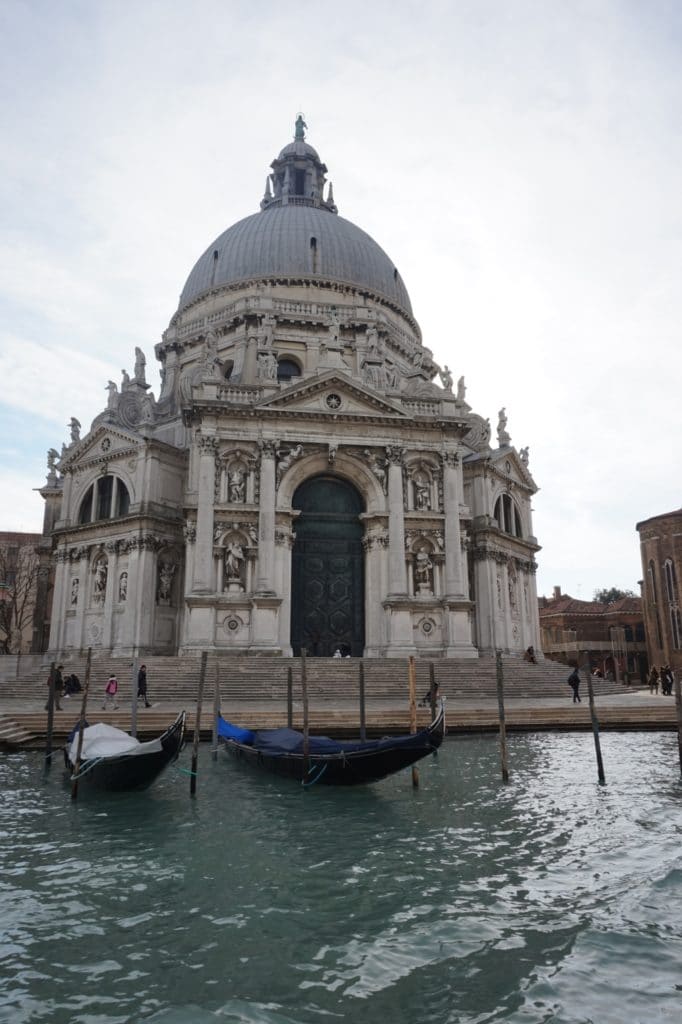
{"left": 295, "top": 113, "right": 307, "bottom": 140}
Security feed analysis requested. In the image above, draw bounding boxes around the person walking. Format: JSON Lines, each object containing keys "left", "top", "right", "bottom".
{"left": 103, "top": 675, "right": 119, "bottom": 710}
{"left": 648, "top": 666, "right": 659, "bottom": 695}
{"left": 661, "top": 665, "right": 673, "bottom": 696}
{"left": 44, "top": 664, "right": 64, "bottom": 711}
{"left": 567, "top": 667, "right": 581, "bottom": 703}
{"left": 137, "top": 664, "right": 151, "bottom": 708}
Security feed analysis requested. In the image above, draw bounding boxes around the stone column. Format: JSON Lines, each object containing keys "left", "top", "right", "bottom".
{"left": 192, "top": 436, "right": 218, "bottom": 593}
{"left": 256, "top": 440, "right": 277, "bottom": 594}
{"left": 47, "top": 548, "right": 69, "bottom": 653}
{"left": 132, "top": 538, "right": 157, "bottom": 652}
{"left": 386, "top": 445, "right": 407, "bottom": 595}
{"left": 442, "top": 452, "right": 465, "bottom": 597}
{"left": 73, "top": 547, "right": 89, "bottom": 650}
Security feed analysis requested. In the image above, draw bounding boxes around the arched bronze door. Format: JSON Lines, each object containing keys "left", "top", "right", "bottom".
{"left": 291, "top": 475, "right": 365, "bottom": 657}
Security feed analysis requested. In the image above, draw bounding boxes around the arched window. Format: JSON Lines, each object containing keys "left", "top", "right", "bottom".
{"left": 664, "top": 559, "right": 677, "bottom": 603}
{"left": 671, "top": 608, "right": 681, "bottom": 650}
{"left": 647, "top": 560, "right": 663, "bottom": 649}
{"left": 277, "top": 358, "right": 301, "bottom": 383}
{"left": 493, "top": 494, "right": 523, "bottom": 538}
{"left": 78, "top": 476, "right": 130, "bottom": 524}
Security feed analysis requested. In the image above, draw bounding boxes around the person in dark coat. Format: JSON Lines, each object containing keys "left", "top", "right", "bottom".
{"left": 567, "top": 667, "right": 581, "bottom": 703}
{"left": 45, "top": 665, "right": 64, "bottom": 710}
{"left": 137, "top": 664, "right": 151, "bottom": 708}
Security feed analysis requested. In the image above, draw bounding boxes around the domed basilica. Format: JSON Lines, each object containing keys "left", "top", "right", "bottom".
{"left": 40, "top": 117, "right": 541, "bottom": 659}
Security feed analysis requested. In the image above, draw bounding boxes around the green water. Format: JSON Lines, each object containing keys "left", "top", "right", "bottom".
{"left": 1, "top": 733, "right": 681, "bottom": 1024}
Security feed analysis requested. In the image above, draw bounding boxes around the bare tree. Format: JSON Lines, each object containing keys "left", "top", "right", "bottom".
{"left": 0, "top": 544, "right": 40, "bottom": 654}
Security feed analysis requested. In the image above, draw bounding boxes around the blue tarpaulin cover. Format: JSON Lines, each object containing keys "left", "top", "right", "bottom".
{"left": 217, "top": 716, "right": 430, "bottom": 756}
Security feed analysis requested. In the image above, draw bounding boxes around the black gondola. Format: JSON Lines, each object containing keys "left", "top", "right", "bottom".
{"left": 217, "top": 702, "right": 445, "bottom": 786}
{"left": 65, "top": 712, "right": 186, "bottom": 792}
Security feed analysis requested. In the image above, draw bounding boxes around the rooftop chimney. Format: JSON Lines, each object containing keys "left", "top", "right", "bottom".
{"left": 553, "top": 585, "right": 562, "bottom": 600}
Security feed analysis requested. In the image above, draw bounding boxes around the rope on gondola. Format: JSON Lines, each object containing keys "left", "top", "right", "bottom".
{"left": 302, "top": 762, "right": 327, "bottom": 788}
{"left": 69, "top": 757, "right": 105, "bottom": 781}
{"left": 175, "top": 766, "right": 198, "bottom": 777}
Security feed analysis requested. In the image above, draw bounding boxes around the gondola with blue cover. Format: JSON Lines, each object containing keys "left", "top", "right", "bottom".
{"left": 217, "top": 702, "right": 445, "bottom": 786}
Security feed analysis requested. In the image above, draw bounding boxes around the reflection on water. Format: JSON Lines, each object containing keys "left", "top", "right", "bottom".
{"left": 0, "top": 733, "right": 681, "bottom": 1024}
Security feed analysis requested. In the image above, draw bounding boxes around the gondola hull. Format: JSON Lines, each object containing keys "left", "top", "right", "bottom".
{"left": 218, "top": 704, "right": 445, "bottom": 786}
{"left": 65, "top": 712, "right": 186, "bottom": 792}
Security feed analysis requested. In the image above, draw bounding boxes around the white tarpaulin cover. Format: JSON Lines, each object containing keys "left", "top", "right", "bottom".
{"left": 68, "top": 723, "right": 163, "bottom": 762}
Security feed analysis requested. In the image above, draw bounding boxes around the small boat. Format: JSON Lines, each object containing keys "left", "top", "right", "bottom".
{"left": 217, "top": 702, "right": 445, "bottom": 786}
{"left": 65, "top": 711, "right": 186, "bottom": 792}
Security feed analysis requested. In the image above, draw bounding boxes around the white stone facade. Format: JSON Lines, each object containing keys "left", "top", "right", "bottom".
{"left": 40, "top": 122, "right": 541, "bottom": 659}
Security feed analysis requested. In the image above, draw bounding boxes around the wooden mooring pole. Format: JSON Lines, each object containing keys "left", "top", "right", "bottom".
{"left": 45, "top": 661, "right": 56, "bottom": 769}
{"left": 301, "top": 648, "right": 309, "bottom": 772}
{"left": 71, "top": 648, "right": 92, "bottom": 801}
{"left": 211, "top": 660, "right": 220, "bottom": 761}
{"left": 129, "top": 656, "right": 139, "bottom": 739}
{"left": 408, "top": 655, "right": 419, "bottom": 788}
{"left": 674, "top": 671, "right": 682, "bottom": 779}
{"left": 287, "top": 666, "right": 293, "bottom": 729}
{"left": 582, "top": 654, "right": 606, "bottom": 785}
{"left": 190, "top": 651, "right": 207, "bottom": 796}
{"left": 359, "top": 660, "right": 366, "bottom": 742}
{"left": 496, "top": 651, "right": 509, "bottom": 783}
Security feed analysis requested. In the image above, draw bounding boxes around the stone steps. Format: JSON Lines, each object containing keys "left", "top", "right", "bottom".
{"left": 3, "top": 655, "right": 629, "bottom": 704}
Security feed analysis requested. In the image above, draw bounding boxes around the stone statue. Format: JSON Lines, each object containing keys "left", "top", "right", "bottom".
{"left": 383, "top": 362, "right": 398, "bottom": 389}
{"left": 70, "top": 578, "right": 79, "bottom": 605}
{"left": 224, "top": 541, "right": 244, "bottom": 582}
{"left": 366, "top": 324, "right": 379, "bottom": 357}
{"left": 497, "top": 407, "right": 510, "bottom": 445}
{"left": 412, "top": 350, "right": 424, "bottom": 368}
{"left": 519, "top": 446, "right": 530, "bottom": 466}
{"left": 414, "top": 548, "right": 434, "bottom": 592}
{"left": 256, "top": 350, "right": 277, "bottom": 381}
{"left": 69, "top": 417, "right": 81, "bottom": 443}
{"left": 118, "top": 571, "right": 128, "bottom": 602}
{"left": 105, "top": 380, "right": 118, "bottom": 409}
{"left": 47, "top": 448, "right": 59, "bottom": 474}
{"left": 121, "top": 369, "right": 130, "bottom": 390}
{"left": 295, "top": 113, "right": 307, "bottom": 140}
{"left": 363, "top": 449, "right": 387, "bottom": 493}
{"left": 94, "top": 561, "right": 108, "bottom": 601}
{"left": 228, "top": 468, "right": 245, "bottom": 503}
{"left": 414, "top": 475, "right": 431, "bottom": 510}
{"left": 134, "top": 347, "right": 146, "bottom": 383}
{"left": 457, "top": 376, "right": 466, "bottom": 401}
{"left": 439, "top": 365, "right": 453, "bottom": 391}
{"left": 276, "top": 444, "right": 303, "bottom": 484}
{"left": 328, "top": 308, "right": 341, "bottom": 345}
{"left": 158, "top": 562, "right": 176, "bottom": 603}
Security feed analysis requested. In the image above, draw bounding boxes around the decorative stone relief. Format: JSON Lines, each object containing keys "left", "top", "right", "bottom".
{"left": 276, "top": 443, "right": 303, "bottom": 487}
{"left": 362, "top": 449, "right": 387, "bottom": 493}
{"left": 183, "top": 521, "right": 197, "bottom": 543}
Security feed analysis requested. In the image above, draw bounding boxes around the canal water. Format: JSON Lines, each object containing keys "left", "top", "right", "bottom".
{"left": 0, "top": 732, "right": 680, "bottom": 1024}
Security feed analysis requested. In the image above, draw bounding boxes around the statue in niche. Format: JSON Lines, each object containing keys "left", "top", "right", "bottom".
{"left": 228, "top": 468, "right": 246, "bottom": 503}
{"left": 224, "top": 541, "right": 244, "bottom": 584}
{"left": 105, "top": 380, "right": 118, "bottom": 409}
{"left": 121, "top": 369, "right": 130, "bottom": 390}
{"left": 118, "top": 571, "right": 128, "bottom": 602}
{"left": 93, "top": 561, "right": 108, "bottom": 602}
{"left": 47, "top": 448, "right": 59, "bottom": 475}
{"left": 70, "top": 578, "right": 79, "bottom": 605}
{"left": 383, "top": 362, "right": 398, "bottom": 389}
{"left": 508, "top": 573, "right": 517, "bottom": 610}
{"left": 439, "top": 365, "right": 453, "bottom": 391}
{"left": 414, "top": 474, "right": 431, "bottom": 511}
{"left": 69, "top": 417, "right": 81, "bottom": 443}
{"left": 158, "top": 562, "right": 176, "bottom": 604}
{"left": 457, "top": 376, "right": 466, "bottom": 402}
{"left": 414, "top": 548, "right": 434, "bottom": 593}
{"left": 134, "top": 347, "right": 147, "bottom": 383}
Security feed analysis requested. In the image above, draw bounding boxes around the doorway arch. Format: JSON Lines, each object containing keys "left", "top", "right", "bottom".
{"left": 291, "top": 475, "right": 365, "bottom": 657}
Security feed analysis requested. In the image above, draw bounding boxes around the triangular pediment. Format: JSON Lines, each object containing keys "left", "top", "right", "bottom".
{"left": 255, "top": 372, "right": 408, "bottom": 419}
{"left": 489, "top": 447, "right": 536, "bottom": 490}
{"left": 61, "top": 424, "right": 142, "bottom": 471}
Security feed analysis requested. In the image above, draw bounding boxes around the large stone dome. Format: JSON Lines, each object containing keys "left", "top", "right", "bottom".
{"left": 178, "top": 204, "right": 413, "bottom": 317}
{"left": 176, "top": 119, "right": 413, "bottom": 320}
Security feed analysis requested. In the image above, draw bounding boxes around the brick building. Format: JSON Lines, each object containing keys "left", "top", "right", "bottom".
{"left": 538, "top": 586, "right": 647, "bottom": 683}
{"left": 637, "top": 509, "right": 682, "bottom": 678}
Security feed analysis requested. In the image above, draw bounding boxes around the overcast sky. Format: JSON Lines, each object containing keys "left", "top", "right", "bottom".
{"left": 1, "top": 0, "right": 680, "bottom": 600}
